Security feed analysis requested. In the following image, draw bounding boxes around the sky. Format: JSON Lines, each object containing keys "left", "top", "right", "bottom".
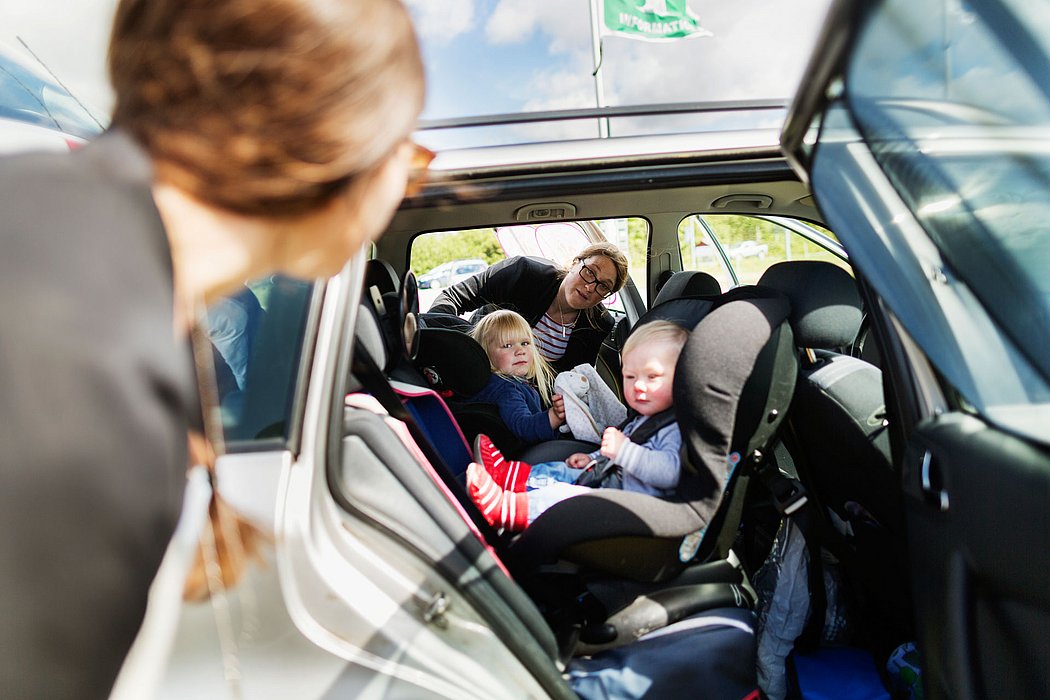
{"left": 1, "top": 0, "right": 833, "bottom": 135}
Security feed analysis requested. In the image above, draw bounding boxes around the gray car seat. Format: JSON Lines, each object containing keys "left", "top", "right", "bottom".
{"left": 506, "top": 293, "right": 797, "bottom": 653}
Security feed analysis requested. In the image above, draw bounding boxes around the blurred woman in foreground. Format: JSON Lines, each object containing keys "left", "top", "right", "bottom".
{"left": 0, "top": 0, "right": 425, "bottom": 697}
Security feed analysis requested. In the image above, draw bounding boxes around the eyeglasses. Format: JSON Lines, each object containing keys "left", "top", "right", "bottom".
{"left": 404, "top": 141, "right": 435, "bottom": 198}
{"left": 578, "top": 261, "right": 615, "bottom": 298}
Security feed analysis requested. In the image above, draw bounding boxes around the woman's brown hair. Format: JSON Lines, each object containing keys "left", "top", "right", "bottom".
{"left": 108, "top": 0, "right": 425, "bottom": 217}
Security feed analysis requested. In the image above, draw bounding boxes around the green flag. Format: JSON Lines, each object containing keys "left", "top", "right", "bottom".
{"left": 601, "top": 0, "right": 713, "bottom": 42}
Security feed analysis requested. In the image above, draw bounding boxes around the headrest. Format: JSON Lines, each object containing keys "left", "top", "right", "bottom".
{"left": 364, "top": 258, "right": 399, "bottom": 297}
{"left": 652, "top": 270, "right": 722, "bottom": 306}
{"left": 413, "top": 328, "right": 491, "bottom": 397}
{"left": 355, "top": 301, "right": 389, "bottom": 371}
{"left": 673, "top": 295, "right": 796, "bottom": 523}
{"left": 758, "top": 261, "right": 862, "bottom": 349}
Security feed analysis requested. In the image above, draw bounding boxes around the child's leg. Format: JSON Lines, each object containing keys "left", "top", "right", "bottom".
{"left": 527, "top": 482, "right": 593, "bottom": 524}
{"left": 474, "top": 434, "right": 531, "bottom": 491}
{"left": 526, "top": 461, "right": 586, "bottom": 490}
{"left": 466, "top": 463, "right": 528, "bottom": 532}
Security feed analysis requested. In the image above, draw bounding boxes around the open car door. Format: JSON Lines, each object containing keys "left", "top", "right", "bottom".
{"left": 783, "top": 0, "right": 1050, "bottom": 697}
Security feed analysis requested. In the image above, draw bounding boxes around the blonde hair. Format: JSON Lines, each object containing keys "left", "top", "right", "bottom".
{"left": 622, "top": 320, "right": 688, "bottom": 360}
{"left": 471, "top": 310, "right": 555, "bottom": 405}
{"left": 109, "top": 0, "right": 424, "bottom": 217}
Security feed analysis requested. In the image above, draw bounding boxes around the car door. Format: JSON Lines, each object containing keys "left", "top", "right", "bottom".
{"left": 784, "top": 0, "right": 1050, "bottom": 697}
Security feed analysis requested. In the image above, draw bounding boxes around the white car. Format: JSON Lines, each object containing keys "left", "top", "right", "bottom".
{"left": 727, "top": 240, "right": 768, "bottom": 260}
{"left": 122, "top": 0, "right": 1050, "bottom": 697}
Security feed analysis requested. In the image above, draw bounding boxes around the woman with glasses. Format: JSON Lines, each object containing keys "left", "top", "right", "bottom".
{"left": 0, "top": 1, "right": 425, "bottom": 698}
{"left": 429, "top": 243, "right": 629, "bottom": 373}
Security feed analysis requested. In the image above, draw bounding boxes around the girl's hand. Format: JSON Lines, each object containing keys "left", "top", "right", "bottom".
{"left": 551, "top": 393, "right": 566, "bottom": 422}
{"left": 548, "top": 406, "right": 565, "bottom": 429}
{"left": 600, "top": 427, "right": 627, "bottom": 460}
{"left": 566, "top": 453, "right": 591, "bottom": 469}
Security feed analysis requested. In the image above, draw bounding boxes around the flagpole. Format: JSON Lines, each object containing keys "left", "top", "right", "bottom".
{"left": 588, "top": 0, "right": 610, "bottom": 138}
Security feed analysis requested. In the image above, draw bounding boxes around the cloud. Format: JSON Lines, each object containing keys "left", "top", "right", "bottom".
{"left": 486, "top": 0, "right": 591, "bottom": 55}
{"left": 404, "top": 0, "right": 477, "bottom": 44}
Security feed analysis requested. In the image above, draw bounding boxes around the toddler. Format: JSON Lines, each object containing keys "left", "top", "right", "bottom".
{"left": 468, "top": 320, "right": 688, "bottom": 531}
{"left": 469, "top": 309, "right": 566, "bottom": 444}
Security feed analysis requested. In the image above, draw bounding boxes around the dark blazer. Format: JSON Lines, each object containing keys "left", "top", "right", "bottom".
{"left": 0, "top": 131, "right": 194, "bottom": 700}
{"left": 429, "top": 256, "right": 614, "bottom": 373}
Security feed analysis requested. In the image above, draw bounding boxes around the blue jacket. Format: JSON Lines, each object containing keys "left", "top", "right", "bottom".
{"left": 471, "top": 373, "right": 555, "bottom": 443}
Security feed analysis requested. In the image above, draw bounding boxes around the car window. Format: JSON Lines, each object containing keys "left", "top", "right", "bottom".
{"left": 829, "top": 0, "right": 1050, "bottom": 422}
{"left": 410, "top": 218, "right": 649, "bottom": 315}
{"left": 205, "top": 275, "right": 317, "bottom": 448}
{"left": 677, "top": 215, "right": 847, "bottom": 287}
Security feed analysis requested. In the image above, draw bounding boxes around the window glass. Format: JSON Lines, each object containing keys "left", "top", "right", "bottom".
{"left": 410, "top": 218, "right": 649, "bottom": 315}
{"left": 678, "top": 215, "right": 847, "bottom": 287}
{"left": 205, "top": 275, "right": 316, "bottom": 446}
{"left": 844, "top": 0, "right": 1050, "bottom": 409}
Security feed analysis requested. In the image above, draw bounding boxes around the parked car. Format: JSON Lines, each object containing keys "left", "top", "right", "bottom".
{"left": 727, "top": 240, "right": 768, "bottom": 260}
{"left": 0, "top": 42, "right": 103, "bottom": 153}
{"left": 417, "top": 259, "right": 489, "bottom": 289}
{"left": 130, "top": 0, "right": 1050, "bottom": 697}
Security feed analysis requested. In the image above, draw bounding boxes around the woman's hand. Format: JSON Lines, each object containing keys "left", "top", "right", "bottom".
{"left": 566, "top": 453, "right": 591, "bottom": 469}
{"left": 600, "top": 427, "right": 627, "bottom": 460}
{"left": 551, "top": 393, "right": 566, "bottom": 421}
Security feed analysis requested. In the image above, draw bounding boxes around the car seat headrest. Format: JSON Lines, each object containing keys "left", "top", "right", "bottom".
{"left": 355, "top": 301, "right": 390, "bottom": 371}
{"left": 364, "top": 258, "right": 399, "bottom": 297}
{"left": 758, "top": 261, "right": 862, "bottom": 350}
{"left": 652, "top": 270, "right": 722, "bottom": 306}
{"left": 413, "top": 328, "right": 491, "bottom": 397}
{"left": 673, "top": 295, "right": 796, "bottom": 515}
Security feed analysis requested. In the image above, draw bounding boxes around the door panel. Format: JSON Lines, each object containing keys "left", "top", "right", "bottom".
{"left": 902, "top": 413, "right": 1050, "bottom": 700}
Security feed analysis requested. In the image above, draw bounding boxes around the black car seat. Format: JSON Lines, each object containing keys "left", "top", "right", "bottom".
{"left": 652, "top": 270, "right": 722, "bottom": 306}
{"left": 593, "top": 271, "right": 723, "bottom": 402}
{"left": 506, "top": 293, "right": 797, "bottom": 650}
{"left": 364, "top": 257, "right": 399, "bottom": 297}
{"left": 757, "top": 260, "right": 913, "bottom": 657}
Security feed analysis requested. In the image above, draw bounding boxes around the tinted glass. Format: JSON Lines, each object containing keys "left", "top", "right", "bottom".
{"left": 206, "top": 275, "right": 316, "bottom": 446}
{"left": 845, "top": 0, "right": 1050, "bottom": 406}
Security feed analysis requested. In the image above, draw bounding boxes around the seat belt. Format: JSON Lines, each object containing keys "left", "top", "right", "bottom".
{"left": 350, "top": 341, "right": 508, "bottom": 549}
{"left": 573, "top": 409, "right": 676, "bottom": 488}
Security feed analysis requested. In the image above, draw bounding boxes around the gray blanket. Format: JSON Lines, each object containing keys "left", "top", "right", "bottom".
{"left": 554, "top": 364, "right": 627, "bottom": 443}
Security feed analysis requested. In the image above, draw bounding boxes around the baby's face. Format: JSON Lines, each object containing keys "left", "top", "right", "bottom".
{"left": 621, "top": 339, "right": 680, "bottom": 416}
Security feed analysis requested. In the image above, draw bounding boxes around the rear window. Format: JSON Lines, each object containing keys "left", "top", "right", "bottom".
{"left": 410, "top": 218, "right": 650, "bottom": 315}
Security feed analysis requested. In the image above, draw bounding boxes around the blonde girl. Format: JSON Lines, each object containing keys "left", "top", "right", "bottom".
{"left": 470, "top": 310, "right": 566, "bottom": 443}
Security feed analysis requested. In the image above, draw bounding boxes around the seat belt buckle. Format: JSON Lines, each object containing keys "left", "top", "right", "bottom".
{"left": 772, "top": 478, "right": 809, "bottom": 515}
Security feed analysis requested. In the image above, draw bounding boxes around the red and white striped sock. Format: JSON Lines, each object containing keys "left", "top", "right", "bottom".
{"left": 474, "top": 434, "right": 530, "bottom": 492}
{"left": 467, "top": 462, "right": 529, "bottom": 532}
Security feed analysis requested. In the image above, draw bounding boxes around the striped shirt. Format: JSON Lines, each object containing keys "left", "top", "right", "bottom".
{"left": 533, "top": 313, "right": 577, "bottom": 362}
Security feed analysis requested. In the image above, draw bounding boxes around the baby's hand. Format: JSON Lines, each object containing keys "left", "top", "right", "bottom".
{"left": 551, "top": 393, "right": 566, "bottom": 421}
{"left": 566, "top": 453, "right": 591, "bottom": 469}
{"left": 600, "top": 427, "right": 627, "bottom": 460}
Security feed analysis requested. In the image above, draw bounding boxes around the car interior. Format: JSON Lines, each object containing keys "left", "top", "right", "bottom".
{"left": 315, "top": 129, "right": 922, "bottom": 693}
{"left": 193, "top": 0, "right": 1050, "bottom": 695}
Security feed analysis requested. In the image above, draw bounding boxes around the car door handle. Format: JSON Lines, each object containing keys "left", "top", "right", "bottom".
{"left": 920, "top": 450, "right": 950, "bottom": 512}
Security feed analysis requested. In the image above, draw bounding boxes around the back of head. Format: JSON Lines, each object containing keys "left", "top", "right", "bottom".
{"left": 108, "top": 0, "right": 424, "bottom": 217}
